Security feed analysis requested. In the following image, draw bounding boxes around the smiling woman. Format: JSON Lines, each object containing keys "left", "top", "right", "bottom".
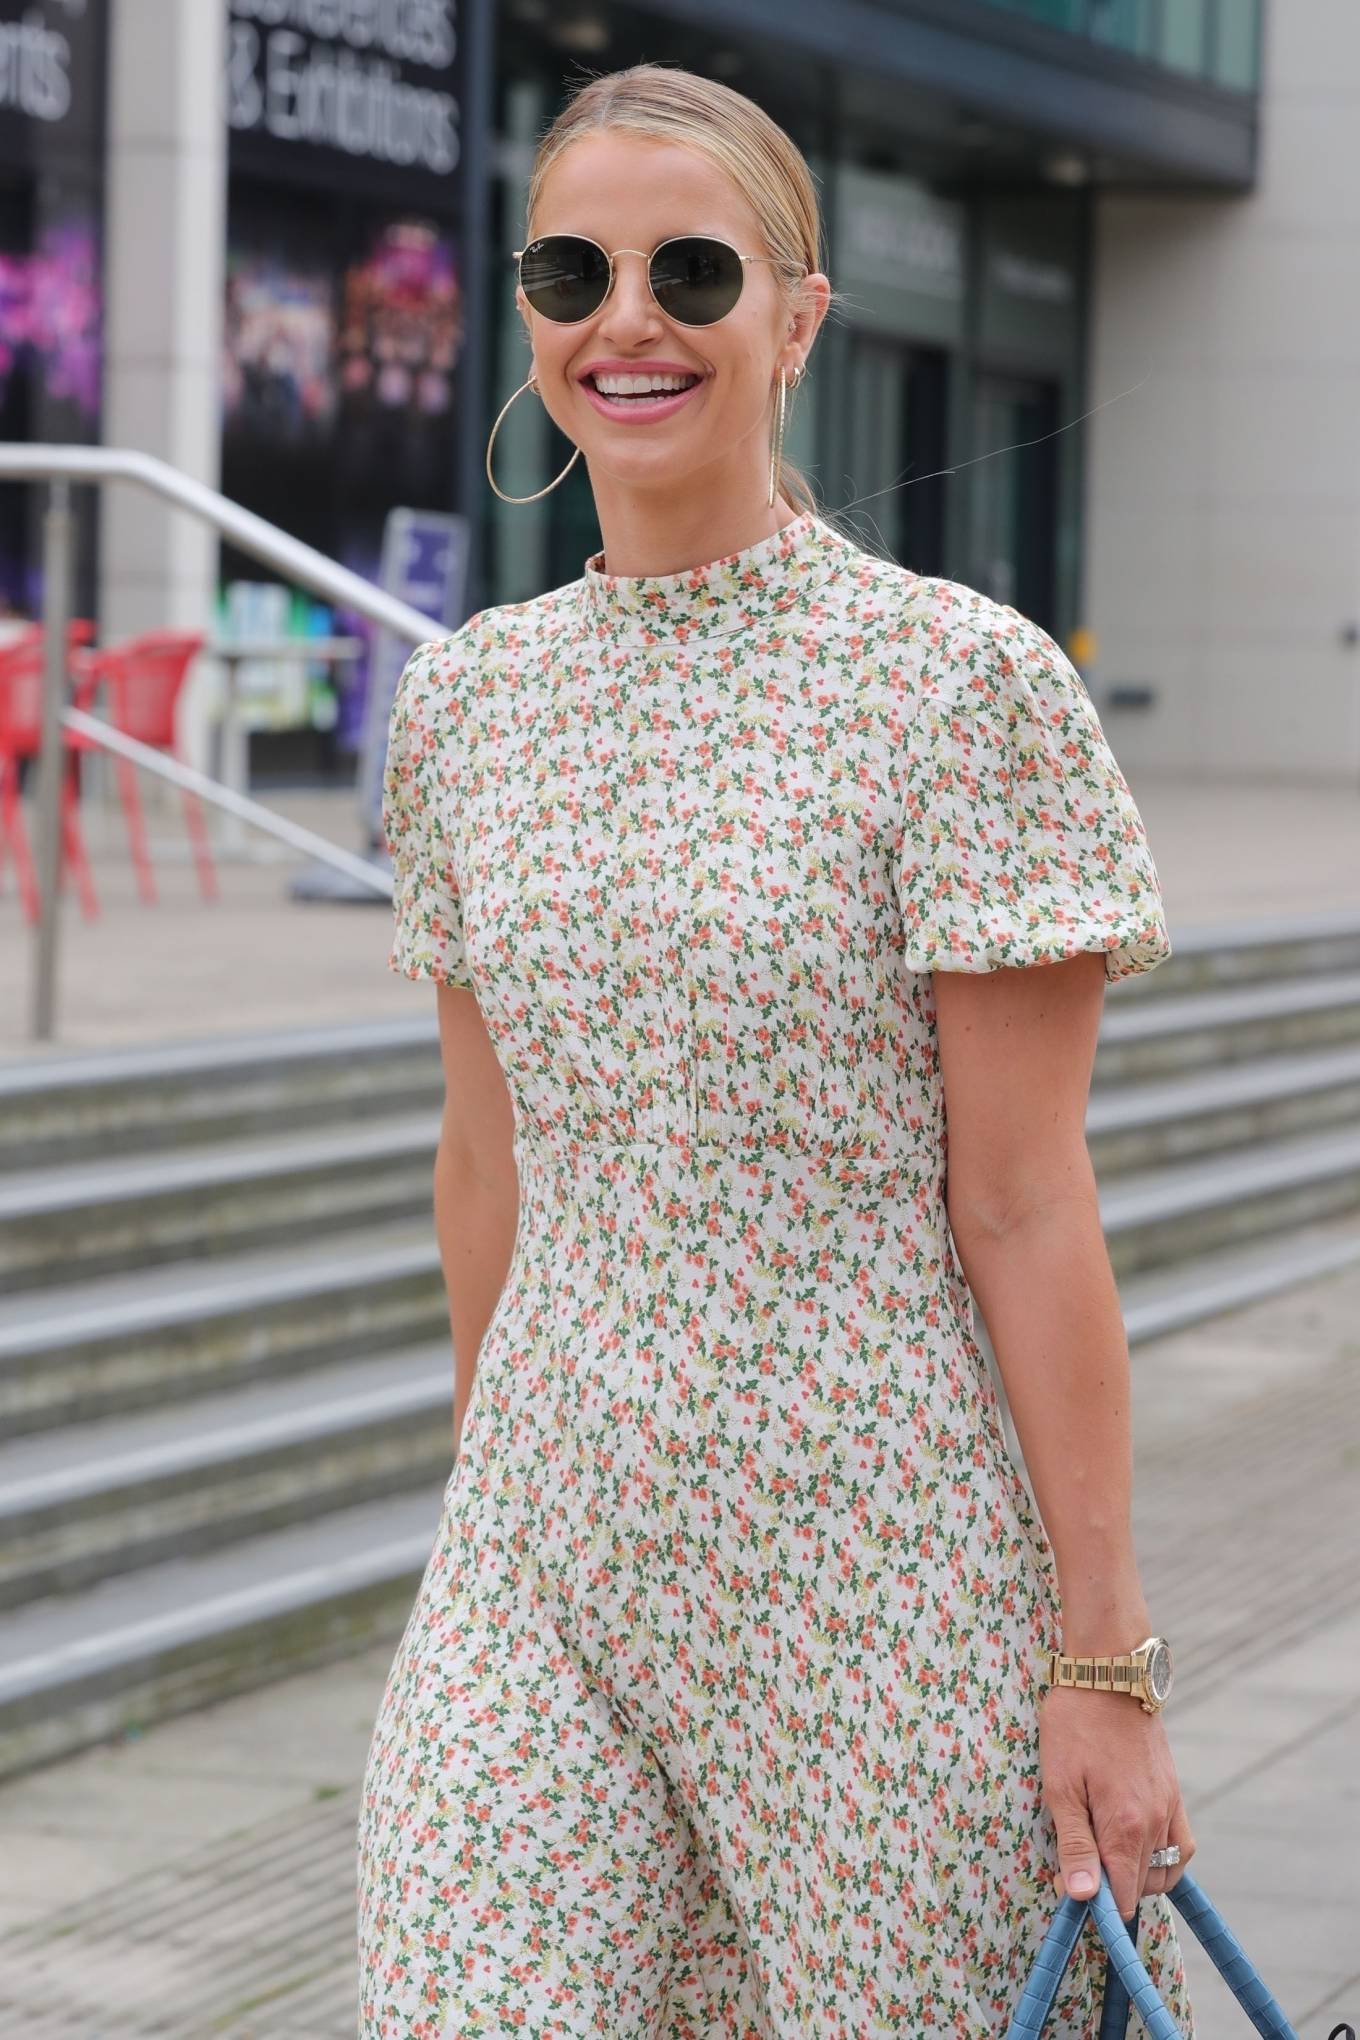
{"left": 481, "top": 94, "right": 841, "bottom": 550}
{"left": 358, "top": 59, "right": 1196, "bottom": 2040}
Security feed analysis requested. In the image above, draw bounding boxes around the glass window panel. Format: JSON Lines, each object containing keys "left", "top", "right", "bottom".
{"left": 987, "top": 0, "right": 1087, "bottom": 27}
{"left": 1213, "top": 0, "right": 1262, "bottom": 89}
{"left": 1024, "top": 0, "right": 1087, "bottom": 25}
{"left": 1087, "top": 0, "right": 1147, "bottom": 56}
{"left": 974, "top": 0, "right": 1259, "bottom": 88}
{"left": 1159, "top": 0, "right": 1210, "bottom": 77}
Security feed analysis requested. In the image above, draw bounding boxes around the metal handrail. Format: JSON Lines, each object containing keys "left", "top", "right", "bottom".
{"left": 0, "top": 444, "right": 444, "bottom": 1042}
{"left": 62, "top": 707, "right": 397, "bottom": 896}
{"left": 0, "top": 444, "right": 443, "bottom": 643}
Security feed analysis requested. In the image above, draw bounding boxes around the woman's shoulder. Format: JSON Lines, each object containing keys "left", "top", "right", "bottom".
{"left": 411, "top": 577, "right": 580, "bottom": 666}
{"left": 884, "top": 570, "right": 1088, "bottom": 721}
{"left": 897, "top": 568, "right": 1060, "bottom": 649}
{"left": 824, "top": 533, "right": 1059, "bottom": 667}
{"left": 396, "top": 580, "right": 576, "bottom": 714}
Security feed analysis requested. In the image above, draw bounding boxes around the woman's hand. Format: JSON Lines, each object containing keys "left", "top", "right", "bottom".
{"left": 1039, "top": 1686, "right": 1197, "bottom": 1920}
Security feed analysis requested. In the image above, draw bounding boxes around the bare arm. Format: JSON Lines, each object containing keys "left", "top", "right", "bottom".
{"left": 433, "top": 982, "right": 519, "bottom": 1460}
{"left": 934, "top": 952, "right": 1151, "bottom": 1651}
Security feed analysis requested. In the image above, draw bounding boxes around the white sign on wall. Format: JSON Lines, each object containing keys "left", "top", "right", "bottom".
{"left": 833, "top": 163, "right": 967, "bottom": 347}
{"left": 990, "top": 251, "right": 1074, "bottom": 306}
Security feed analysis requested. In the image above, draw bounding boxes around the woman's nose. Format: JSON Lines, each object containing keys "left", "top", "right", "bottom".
{"left": 602, "top": 249, "right": 657, "bottom": 322}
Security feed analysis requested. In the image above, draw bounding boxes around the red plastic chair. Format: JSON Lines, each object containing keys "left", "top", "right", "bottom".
{"left": 71, "top": 630, "right": 218, "bottom": 906}
{"left": 0, "top": 618, "right": 94, "bottom": 657}
{"left": 0, "top": 622, "right": 101, "bottom": 923}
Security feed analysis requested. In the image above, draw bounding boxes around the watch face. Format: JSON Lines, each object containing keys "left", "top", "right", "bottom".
{"left": 1148, "top": 1640, "right": 1174, "bottom": 1703}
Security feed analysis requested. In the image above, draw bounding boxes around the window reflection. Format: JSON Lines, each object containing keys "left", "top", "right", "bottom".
{"left": 975, "top": 0, "right": 1261, "bottom": 92}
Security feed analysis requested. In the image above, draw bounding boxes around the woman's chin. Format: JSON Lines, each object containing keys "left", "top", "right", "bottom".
{"left": 590, "top": 443, "right": 705, "bottom": 488}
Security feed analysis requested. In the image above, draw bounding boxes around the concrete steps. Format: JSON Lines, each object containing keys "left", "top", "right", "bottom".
{"left": 0, "top": 1016, "right": 443, "bottom": 1172}
{"left": 1108, "top": 906, "right": 1360, "bottom": 999}
{"left": 1103, "top": 1118, "right": 1360, "bottom": 1276}
{"left": 0, "top": 1491, "right": 440, "bottom": 1780}
{"left": 2, "top": 916, "right": 1359, "bottom": 1780}
{"left": 0, "top": 1340, "right": 454, "bottom": 1609}
{"left": 0, "top": 1114, "right": 441, "bottom": 1294}
{"left": 1087, "top": 1039, "right": 1360, "bottom": 1172}
{"left": 1095, "top": 967, "right": 1360, "bottom": 1080}
{"left": 0, "top": 1224, "right": 446, "bottom": 1439}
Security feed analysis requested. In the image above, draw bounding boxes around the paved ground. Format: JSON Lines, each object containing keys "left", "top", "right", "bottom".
{"left": 1, "top": 782, "right": 408, "bottom": 1060}
{"left": 0, "top": 1252, "right": 1356, "bottom": 2036}
{"left": 4, "top": 768, "right": 1360, "bottom": 1058}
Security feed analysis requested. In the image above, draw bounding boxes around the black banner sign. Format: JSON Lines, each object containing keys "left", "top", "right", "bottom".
{"left": 0, "top": 0, "right": 106, "bottom": 172}
{"left": 227, "top": 0, "right": 462, "bottom": 207}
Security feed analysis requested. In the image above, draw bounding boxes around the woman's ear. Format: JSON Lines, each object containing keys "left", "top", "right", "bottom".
{"left": 792, "top": 272, "right": 832, "bottom": 357}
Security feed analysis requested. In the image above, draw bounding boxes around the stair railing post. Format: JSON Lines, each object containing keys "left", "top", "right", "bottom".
{"left": 31, "top": 478, "right": 73, "bottom": 1044}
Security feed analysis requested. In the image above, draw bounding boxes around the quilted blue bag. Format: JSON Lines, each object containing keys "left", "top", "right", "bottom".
{"left": 1005, "top": 1863, "right": 1352, "bottom": 2038}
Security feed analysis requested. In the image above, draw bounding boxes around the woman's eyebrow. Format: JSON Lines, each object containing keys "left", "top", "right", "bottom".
{"left": 544, "top": 228, "right": 739, "bottom": 244}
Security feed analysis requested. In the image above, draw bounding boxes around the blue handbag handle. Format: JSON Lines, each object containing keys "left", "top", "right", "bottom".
{"left": 1005, "top": 1867, "right": 1300, "bottom": 2039}
{"left": 1095, "top": 1886, "right": 1137, "bottom": 2040}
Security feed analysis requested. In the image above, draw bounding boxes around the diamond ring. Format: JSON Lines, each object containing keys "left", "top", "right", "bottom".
{"left": 1149, "top": 1844, "right": 1181, "bottom": 1868}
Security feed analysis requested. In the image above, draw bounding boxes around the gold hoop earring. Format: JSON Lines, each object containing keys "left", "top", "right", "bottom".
{"left": 768, "top": 362, "right": 805, "bottom": 508}
{"left": 485, "top": 370, "right": 582, "bottom": 504}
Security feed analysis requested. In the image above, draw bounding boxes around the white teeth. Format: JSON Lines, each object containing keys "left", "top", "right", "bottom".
{"left": 591, "top": 373, "right": 698, "bottom": 395}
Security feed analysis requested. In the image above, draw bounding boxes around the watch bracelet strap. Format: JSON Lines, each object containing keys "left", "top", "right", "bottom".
{"left": 1047, "top": 1650, "right": 1143, "bottom": 1693}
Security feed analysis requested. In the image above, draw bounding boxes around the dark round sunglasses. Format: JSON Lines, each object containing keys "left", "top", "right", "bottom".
{"left": 513, "top": 233, "right": 795, "bottom": 328}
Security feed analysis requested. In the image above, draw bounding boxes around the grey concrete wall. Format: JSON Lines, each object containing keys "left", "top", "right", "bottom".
{"left": 99, "top": 0, "right": 228, "bottom": 774}
{"left": 1084, "top": 1, "right": 1360, "bottom": 785}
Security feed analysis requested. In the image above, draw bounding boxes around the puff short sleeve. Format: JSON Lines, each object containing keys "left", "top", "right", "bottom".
{"left": 893, "top": 588, "right": 1172, "bottom": 982}
{"left": 381, "top": 636, "right": 475, "bottom": 989}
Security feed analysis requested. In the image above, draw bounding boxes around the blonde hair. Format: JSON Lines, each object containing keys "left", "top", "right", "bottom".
{"left": 522, "top": 62, "right": 853, "bottom": 532}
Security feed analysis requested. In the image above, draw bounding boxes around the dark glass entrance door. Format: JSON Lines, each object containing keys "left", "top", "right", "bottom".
{"left": 844, "top": 334, "right": 948, "bottom": 576}
{"left": 968, "top": 371, "right": 1059, "bottom": 632}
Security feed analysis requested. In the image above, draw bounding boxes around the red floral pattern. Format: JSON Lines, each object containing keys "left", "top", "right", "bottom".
{"left": 358, "top": 511, "right": 1190, "bottom": 2037}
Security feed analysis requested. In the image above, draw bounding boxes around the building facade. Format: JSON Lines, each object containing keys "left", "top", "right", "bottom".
{"left": 15, "top": 3, "right": 1340, "bottom": 789}
{"left": 1083, "top": 4, "right": 1353, "bottom": 785}
{"left": 486, "top": 0, "right": 1260, "bottom": 678}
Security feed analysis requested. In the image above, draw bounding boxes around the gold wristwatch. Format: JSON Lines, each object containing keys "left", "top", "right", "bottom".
{"left": 1045, "top": 1634, "right": 1174, "bottom": 1714}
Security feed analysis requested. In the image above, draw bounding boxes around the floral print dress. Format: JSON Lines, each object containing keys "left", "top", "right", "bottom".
{"left": 357, "top": 510, "right": 1193, "bottom": 2039}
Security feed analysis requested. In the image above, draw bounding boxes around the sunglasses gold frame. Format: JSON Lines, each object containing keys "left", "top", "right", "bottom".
{"left": 512, "top": 233, "right": 799, "bottom": 326}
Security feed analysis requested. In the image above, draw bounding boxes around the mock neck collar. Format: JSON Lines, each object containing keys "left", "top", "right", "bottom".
{"left": 579, "top": 509, "right": 856, "bottom": 650}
